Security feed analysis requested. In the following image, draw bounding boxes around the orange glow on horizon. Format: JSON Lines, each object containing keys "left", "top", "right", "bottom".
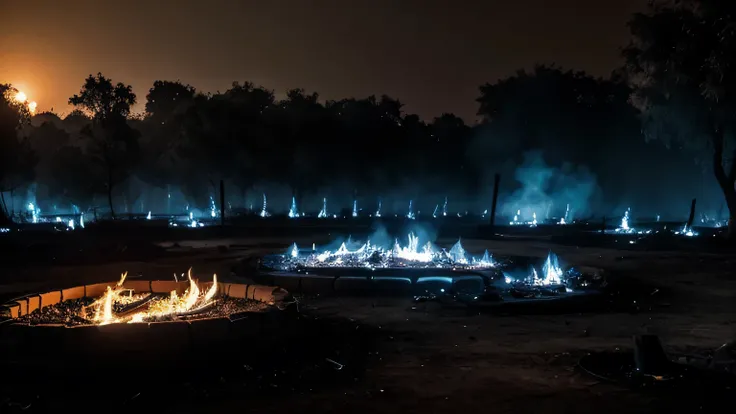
{"left": 14, "top": 91, "right": 27, "bottom": 103}
{"left": 10, "top": 90, "right": 37, "bottom": 114}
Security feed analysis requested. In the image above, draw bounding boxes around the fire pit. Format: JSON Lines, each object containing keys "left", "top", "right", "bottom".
{"left": 259, "top": 233, "right": 604, "bottom": 302}
{"left": 0, "top": 270, "right": 290, "bottom": 361}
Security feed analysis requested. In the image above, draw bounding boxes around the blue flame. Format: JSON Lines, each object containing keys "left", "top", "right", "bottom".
{"left": 288, "top": 197, "right": 298, "bottom": 218}
{"left": 209, "top": 196, "right": 217, "bottom": 218}
{"left": 260, "top": 193, "right": 270, "bottom": 218}
{"left": 407, "top": 200, "right": 415, "bottom": 220}
{"left": 318, "top": 198, "right": 328, "bottom": 218}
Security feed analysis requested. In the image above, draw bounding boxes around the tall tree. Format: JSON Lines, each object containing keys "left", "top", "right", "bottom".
{"left": 69, "top": 73, "right": 139, "bottom": 218}
{"left": 624, "top": 0, "right": 736, "bottom": 235}
{"left": 145, "top": 80, "right": 196, "bottom": 124}
{"left": 0, "top": 84, "right": 36, "bottom": 224}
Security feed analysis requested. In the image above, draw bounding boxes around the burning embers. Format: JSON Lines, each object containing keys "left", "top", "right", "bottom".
{"left": 509, "top": 209, "right": 538, "bottom": 227}
{"left": 89, "top": 270, "right": 219, "bottom": 325}
{"left": 273, "top": 233, "right": 496, "bottom": 271}
{"left": 505, "top": 252, "right": 565, "bottom": 287}
{"left": 8, "top": 270, "right": 278, "bottom": 327}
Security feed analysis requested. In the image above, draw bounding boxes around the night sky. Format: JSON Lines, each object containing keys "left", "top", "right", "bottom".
{"left": 1, "top": 0, "right": 647, "bottom": 120}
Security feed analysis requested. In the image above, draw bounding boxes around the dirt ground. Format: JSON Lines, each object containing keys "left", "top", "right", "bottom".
{"left": 2, "top": 234, "right": 735, "bottom": 413}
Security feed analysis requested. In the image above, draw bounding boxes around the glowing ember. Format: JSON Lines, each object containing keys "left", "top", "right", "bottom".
{"left": 273, "top": 233, "right": 496, "bottom": 270}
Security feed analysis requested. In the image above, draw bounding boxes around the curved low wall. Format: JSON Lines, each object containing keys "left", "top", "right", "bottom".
{"left": 0, "top": 280, "right": 288, "bottom": 319}
{"left": 263, "top": 270, "right": 490, "bottom": 296}
{"left": 0, "top": 281, "right": 292, "bottom": 364}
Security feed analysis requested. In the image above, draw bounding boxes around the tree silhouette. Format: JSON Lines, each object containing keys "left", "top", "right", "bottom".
{"left": 69, "top": 73, "right": 139, "bottom": 218}
{"left": 0, "top": 84, "right": 36, "bottom": 224}
{"left": 46, "top": 146, "right": 104, "bottom": 210}
{"left": 624, "top": 0, "right": 736, "bottom": 235}
{"left": 145, "top": 80, "right": 196, "bottom": 124}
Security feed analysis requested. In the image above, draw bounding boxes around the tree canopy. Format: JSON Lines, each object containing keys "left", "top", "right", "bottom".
{"left": 624, "top": 0, "right": 736, "bottom": 232}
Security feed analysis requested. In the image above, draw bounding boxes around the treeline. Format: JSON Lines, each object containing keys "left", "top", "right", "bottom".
{"left": 0, "top": 67, "right": 644, "bottom": 219}
{"left": 1, "top": 0, "right": 734, "bottom": 234}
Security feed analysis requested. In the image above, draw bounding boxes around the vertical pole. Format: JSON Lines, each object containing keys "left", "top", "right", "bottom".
{"left": 601, "top": 216, "right": 606, "bottom": 234}
{"left": 219, "top": 180, "right": 225, "bottom": 227}
{"left": 490, "top": 173, "right": 500, "bottom": 228}
{"left": 686, "top": 198, "right": 696, "bottom": 230}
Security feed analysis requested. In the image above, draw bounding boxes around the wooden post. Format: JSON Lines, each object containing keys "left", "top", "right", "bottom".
{"left": 490, "top": 173, "right": 500, "bottom": 228}
{"left": 219, "top": 180, "right": 225, "bottom": 227}
{"left": 686, "top": 198, "right": 696, "bottom": 229}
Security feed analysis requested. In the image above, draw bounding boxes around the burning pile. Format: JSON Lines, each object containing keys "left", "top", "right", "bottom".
{"left": 269, "top": 233, "right": 496, "bottom": 271}
{"left": 90, "top": 270, "right": 219, "bottom": 325}
{"left": 15, "top": 270, "right": 268, "bottom": 327}
{"left": 504, "top": 252, "right": 565, "bottom": 287}
{"left": 500, "top": 251, "right": 600, "bottom": 297}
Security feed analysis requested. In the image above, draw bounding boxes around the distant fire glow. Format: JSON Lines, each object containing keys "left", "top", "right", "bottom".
{"left": 675, "top": 225, "right": 698, "bottom": 237}
{"left": 557, "top": 204, "right": 571, "bottom": 225}
{"left": 260, "top": 193, "right": 270, "bottom": 217}
{"left": 14, "top": 91, "right": 27, "bottom": 103}
{"left": 12, "top": 91, "right": 36, "bottom": 114}
{"left": 288, "top": 197, "right": 298, "bottom": 218}
{"left": 318, "top": 198, "right": 328, "bottom": 218}
{"left": 618, "top": 208, "right": 631, "bottom": 232}
{"left": 510, "top": 209, "right": 537, "bottom": 227}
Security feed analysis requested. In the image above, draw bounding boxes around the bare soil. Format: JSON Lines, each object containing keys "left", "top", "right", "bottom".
{"left": 1, "top": 231, "right": 735, "bottom": 413}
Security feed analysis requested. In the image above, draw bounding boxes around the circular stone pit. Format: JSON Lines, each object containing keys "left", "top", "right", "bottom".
{"left": 0, "top": 278, "right": 291, "bottom": 363}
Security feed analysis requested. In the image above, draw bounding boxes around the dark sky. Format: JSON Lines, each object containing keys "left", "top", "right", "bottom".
{"left": 0, "top": 0, "right": 647, "bottom": 121}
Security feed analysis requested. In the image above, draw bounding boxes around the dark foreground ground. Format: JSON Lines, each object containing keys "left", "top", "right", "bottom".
{"left": 1, "top": 223, "right": 735, "bottom": 413}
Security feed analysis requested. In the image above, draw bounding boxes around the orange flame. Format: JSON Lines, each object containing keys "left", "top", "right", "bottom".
{"left": 89, "top": 270, "right": 219, "bottom": 325}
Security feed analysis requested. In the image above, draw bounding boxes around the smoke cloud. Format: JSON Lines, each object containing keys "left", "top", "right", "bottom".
{"left": 499, "top": 151, "right": 599, "bottom": 222}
